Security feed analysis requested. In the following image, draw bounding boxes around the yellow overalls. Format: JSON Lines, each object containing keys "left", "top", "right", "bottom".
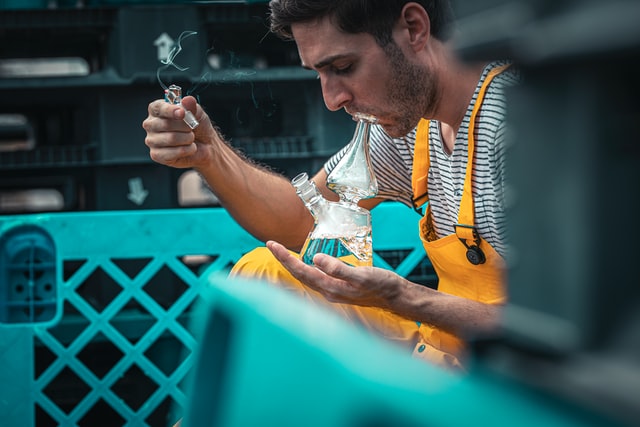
{"left": 410, "top": 63, "right": 510, "bottom": 369}
{"left": 230, "top": 63, "right": 509, "bottom": 371}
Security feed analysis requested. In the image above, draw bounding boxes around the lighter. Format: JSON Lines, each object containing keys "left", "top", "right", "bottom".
{"left": 164, "top": 84, "right": 199, "bottom": 129}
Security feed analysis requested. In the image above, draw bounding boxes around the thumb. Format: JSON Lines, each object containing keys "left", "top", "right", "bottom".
{"left": 181, "top": 95, "right": 198, "bottom": 111}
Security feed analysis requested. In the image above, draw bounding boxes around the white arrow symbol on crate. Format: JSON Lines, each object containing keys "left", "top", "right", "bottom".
{"left": 154, "top": 32, "right": 175, "bottom": 62}
{"left": 127, "top": 177, "right": 149, "bottom": 206}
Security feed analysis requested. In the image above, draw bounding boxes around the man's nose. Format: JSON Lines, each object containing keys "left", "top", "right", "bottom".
{"left": 321, "top": 78, "right": 352, "bottom": 112}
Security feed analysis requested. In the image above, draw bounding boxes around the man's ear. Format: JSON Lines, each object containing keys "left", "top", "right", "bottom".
{"left": 400, "top": 2, "right": 431, "bottom": 52}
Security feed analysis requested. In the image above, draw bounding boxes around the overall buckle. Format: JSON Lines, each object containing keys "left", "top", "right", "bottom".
{"left": 455, "top": 224, "right": 486, "bottom": 265}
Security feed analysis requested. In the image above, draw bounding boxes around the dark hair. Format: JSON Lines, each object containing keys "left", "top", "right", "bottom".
{"left": 269, "top": 0, "right": 455, "bottom": 46}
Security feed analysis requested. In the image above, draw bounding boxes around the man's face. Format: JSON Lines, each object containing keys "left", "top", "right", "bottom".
{"left": 292, "top": 17, "right": 436, "bottom": 137}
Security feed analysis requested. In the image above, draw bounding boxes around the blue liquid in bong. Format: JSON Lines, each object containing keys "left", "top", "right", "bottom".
{"left": 302, "top": 237, "right": 354, "bottom": 265}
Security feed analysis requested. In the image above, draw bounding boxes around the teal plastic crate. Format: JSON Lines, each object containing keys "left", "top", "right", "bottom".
{"left": 0, "top": 224, "right": 59, "bottom": 326}
{"left": 0, "top": 202, "right": 428, "bottom": 426}
{"left": 181, "top": 273, "right": 619, "bottom": 427}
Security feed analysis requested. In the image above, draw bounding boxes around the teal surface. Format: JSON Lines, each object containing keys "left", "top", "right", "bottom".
{"left": 0, "top": 207, "right": 262, "bottom": 426}
{"left": 0, "top": 202, "right": 427, "bottom": 426}
{"left": 184, "top": 272, "right": 617, "bottom": 427}
{"left": 0, "top": 224, "right": 60, "bottom": 326}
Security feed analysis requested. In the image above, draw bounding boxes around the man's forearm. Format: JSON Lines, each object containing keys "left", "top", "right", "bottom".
{"left": 392, "top": 280, "right": 503, "bottom": 337}
{"left": 197, "top": 144, "right": 313, "bottom": 249}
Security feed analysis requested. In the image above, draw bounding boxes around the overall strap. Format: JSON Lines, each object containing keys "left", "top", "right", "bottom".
{"left": 411, "top": 118, "right": 431, "bottom": 211}
{"left": 411, "top": 63, "right": 511, "bottom": 217}
{"left": 456, "top": 63, "right": 511, "bottom": 237}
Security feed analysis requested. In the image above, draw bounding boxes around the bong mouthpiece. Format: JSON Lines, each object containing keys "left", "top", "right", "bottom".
{"left": 352, "top": 112, "right": 378, "bottom": 124}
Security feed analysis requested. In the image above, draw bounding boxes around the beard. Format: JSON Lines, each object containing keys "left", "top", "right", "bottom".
{"left": 380, "top": 41, "right": 438, "bottom": 137}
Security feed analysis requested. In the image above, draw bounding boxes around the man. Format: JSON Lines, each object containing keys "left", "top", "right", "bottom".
{"left": 143, "top": 0, "right": 519, "bottom": 371}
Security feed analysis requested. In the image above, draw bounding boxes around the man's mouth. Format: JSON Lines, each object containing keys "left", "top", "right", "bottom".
{"left": 352, "top": 112, "right": 378, "bottom": 124}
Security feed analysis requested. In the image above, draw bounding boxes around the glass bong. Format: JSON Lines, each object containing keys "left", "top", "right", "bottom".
{"left": 292, "top": 113, "right": 378, "bottom": 267}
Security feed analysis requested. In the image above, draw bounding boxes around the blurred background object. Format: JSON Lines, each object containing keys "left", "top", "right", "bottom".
{"left": 0, "top": 0, "right": 354, "bottom": 214}
{"left": 453, "top": 1, "right": 640, "bottom": 426}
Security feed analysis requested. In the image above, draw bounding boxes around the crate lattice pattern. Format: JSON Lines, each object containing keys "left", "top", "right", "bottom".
{"left": 0, "top": 203, "right": 428, "bottom": 426}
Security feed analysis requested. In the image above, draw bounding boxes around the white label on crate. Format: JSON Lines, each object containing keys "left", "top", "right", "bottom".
{"left": 154, "top": 33, "right": 176, "bottom": 63}
{"left": 127, "top": 177, "right": 149, "bottom": 206}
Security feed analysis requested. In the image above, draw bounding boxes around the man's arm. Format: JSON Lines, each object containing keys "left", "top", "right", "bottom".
{"left": 143, "top": 96, "right": 316, "bottom": 250}
{"left": 266, "top": 241, "right": 501, "bottom": 337}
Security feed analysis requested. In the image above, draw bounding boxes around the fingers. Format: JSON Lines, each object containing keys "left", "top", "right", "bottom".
{"left": 145, "top": 100, "right": 190, "bottom": 130}
{"left": 266, "top": 240, "right": 356, "bottom": 284}
{"left": 147, "top": 99, "right": 172, "bottom": 119}
{"left": 266, "top": 241, "right": 328, "bottom": 284}
{"left": 265, "top": 240, "right": 290, "bottom": 260}
{"left": 148, "top": 142, "right": 198, "bottom": 166}
{"left": 267, "top": 242, "right": 397, "bottom": 309}
{"left": 144, "top": 123, "right": 195, "bottom": 151}
{"left": 312, "top": 253, "right": 355, "bottom": 278}
{"left": 266, "top": 241, "right": 309, "bottom": 274}
{"left": 142, "top": 99, "right": 200, "bottom": 167}
{"left": 144, "top": 100, "right": 195, "bottom": 143}
{"left": 266, "top": 241, "right": 361, "bottom": 304}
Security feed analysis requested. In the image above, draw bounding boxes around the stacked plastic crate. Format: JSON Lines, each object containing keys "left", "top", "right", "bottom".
{"left": 0, "top": 0, "right": 355, "bottom": 213}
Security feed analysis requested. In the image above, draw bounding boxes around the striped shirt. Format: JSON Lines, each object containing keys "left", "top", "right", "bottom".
{"left": 324, "top": 61, "right": 520, "bottom": 258}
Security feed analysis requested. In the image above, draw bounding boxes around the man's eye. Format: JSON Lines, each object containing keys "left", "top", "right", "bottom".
{"left": 334, "top": 64, "right": 353, "bottom": 75}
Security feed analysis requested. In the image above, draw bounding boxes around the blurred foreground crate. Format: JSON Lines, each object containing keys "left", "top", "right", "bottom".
{"left": 452, "top": 1, "right": 640, "bottom": 425}
{"left": 0, "top": 202, "right": 432, "bottom": 426}
{"left": 180, "top": 273, "right": 618, "bottom": 427}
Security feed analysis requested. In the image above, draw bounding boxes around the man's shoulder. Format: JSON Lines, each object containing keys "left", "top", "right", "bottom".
{"left": 489, "top": 60, "right": 522, "bottom": 88}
